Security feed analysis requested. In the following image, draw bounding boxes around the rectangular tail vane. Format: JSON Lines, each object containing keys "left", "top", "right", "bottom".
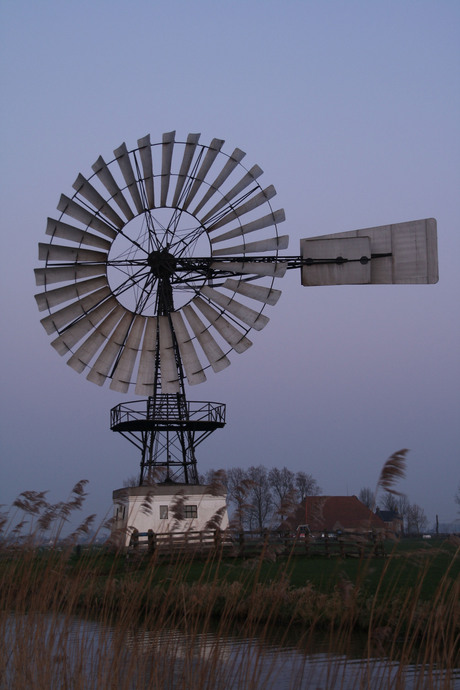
{"left": 300, "top": 218, "right": 438, "bottom": 286}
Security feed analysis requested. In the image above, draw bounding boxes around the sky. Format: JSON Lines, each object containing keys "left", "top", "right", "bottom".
{"left": 1, "top": 0, "right": 459, "bottom": 531}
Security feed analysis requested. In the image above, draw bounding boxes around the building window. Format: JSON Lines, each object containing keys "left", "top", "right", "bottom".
{"left": 184, "top": 505, "right": 198, "bottom": 519}
{"left": 160, "top": 505, "right": 168, "bottom": 519}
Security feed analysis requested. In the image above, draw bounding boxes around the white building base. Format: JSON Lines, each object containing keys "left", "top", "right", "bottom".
{"left": 112, "top": 483, "right": 229, "bottom": 547}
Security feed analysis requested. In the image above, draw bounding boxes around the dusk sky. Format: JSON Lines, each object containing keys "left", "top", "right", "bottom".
{"left": 1, "top": 1, "right": 459, "bottom": 530}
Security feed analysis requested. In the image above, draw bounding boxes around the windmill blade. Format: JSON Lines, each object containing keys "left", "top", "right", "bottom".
{"left": 38, "top": 243, "right": 108, "bottom": 264}
{"left": 159, "top": 315, "right": 180, "bottom": 393}
{"left": 170, "top": 311, "right": 206, "bottom": 385}
{"left": 210, "top": 209, "right": 286, "bottom": 244}
{"left": 72, "top": 174, "right": 124, "bottom": 228}
{"left": 57, "top": 195, "right": 118, "bottom": 240}
{"left": 182, "top": 304, "right": 230, "bottom": 372}
{"left": 211, "top": 235, "right": 289, "bottom": 256}
{"left": 35, "top": 276, "right": 108, "bottom": 311}
{"left": 135, "top": 316, "right": 157, "bottom": 396}
{"left": 113, "top": 142, "right": 144, "bottom": 214}
{"left": 192, "top": 296, "right": 252, "bottom": 354}
{"left": 50, "top": 297, "right": 119, "bottom": 355}
{"left": 40, "top": 286, "right": 112, "bottom": 335}
{"left": 160, "top": 131, "right": 175, "bottom": 207}
{"left": 35, "top": 264, "right": 106, "bottom": 286}
{"left": 201, "top": 286, "right": 269, "bottom": 331}
{"left": 171, "top": 133, "right": 201, "bottom": 207}
{"left": 206, "top": 186, "right": 277, "bottom": 232}
{"left": 91, "top": 155, "right": 134, "bottom": 221}
{"left": 66, "top": 305, "right": 126, "bottom": 372}
{"left": 137, "top": 134, "right": 155, "bottom": 209}
{"left": 45, "top": 218, "right": 111, "bottom": 251}
{"left": 222, "top": 278, "right": 281, "bottom": 306}
{"left": 181, "top": 138, "right": 225, "bottom": 210}
{"left": 86, "top": 311, "right": 134, "bottom": 386}
{"left": 210, "top": 260, "right": 288, "bottom": 278}
{"left": 200, "top": 165, "right": 263, "bottom": 223}
{"left": 192, "top": 147, "right": 246, "bottom": 217}
{"left": 110, "top": 315, "right": 146, "bottom": 393}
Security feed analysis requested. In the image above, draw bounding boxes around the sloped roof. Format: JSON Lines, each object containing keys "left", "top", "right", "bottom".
{"left": 303, "top": 495, "right": 385, "bottom": 532}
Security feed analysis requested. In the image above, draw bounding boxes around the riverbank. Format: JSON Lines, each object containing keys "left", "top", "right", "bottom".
{"left": 1, "top": 538, "right": 458, "bottom": 688}
{"left": 2, "top": 537, "right": 458, "bottom": 630}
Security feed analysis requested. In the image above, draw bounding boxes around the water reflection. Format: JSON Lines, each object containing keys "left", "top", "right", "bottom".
{"left": 3, "top": 613, "right": 458, "bottom": 689}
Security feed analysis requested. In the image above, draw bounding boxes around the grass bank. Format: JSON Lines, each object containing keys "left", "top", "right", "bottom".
{"left": 2, "top": 537, "right": 459, "bottom": 633}
{"left": 1, "top": 537, "right": 459, "bottom": 688}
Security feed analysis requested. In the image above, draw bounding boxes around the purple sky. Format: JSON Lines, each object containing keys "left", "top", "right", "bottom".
{"left": 1, "top": 1, "right": 459, "bottom": 530}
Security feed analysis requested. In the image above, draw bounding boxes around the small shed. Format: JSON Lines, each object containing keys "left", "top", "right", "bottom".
{"left": 112, "top": 483, "right": 229, "bottom": 547}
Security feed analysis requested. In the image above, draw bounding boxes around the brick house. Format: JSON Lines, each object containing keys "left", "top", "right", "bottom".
{"left": 284, "top": 495, "right": 386, "bottom": 535}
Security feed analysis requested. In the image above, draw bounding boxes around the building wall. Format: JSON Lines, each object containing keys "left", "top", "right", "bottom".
{"left": 112, "top": 484, "right": 229, "bottom": 546}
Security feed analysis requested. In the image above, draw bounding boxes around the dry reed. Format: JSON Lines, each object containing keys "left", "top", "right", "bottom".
{"left": 1, "top": 462, "right": 459, "bottom": 689}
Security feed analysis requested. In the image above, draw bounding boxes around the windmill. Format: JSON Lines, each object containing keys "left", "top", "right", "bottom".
{"left": 34, "top": 132, "right": 438, "bottom": 539}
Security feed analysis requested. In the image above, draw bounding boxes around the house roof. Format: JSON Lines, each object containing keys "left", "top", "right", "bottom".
{"left": 376, "top": 509, "right": 402, "bottom": 523}
{"left": 302, "top": 495, "right": 385, "bottom": 532}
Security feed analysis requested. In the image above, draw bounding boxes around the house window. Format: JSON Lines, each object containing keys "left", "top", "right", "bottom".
{"left": 160, "top": 505, "right": 168, "bottom": 519}
{"left": 184, "top": 505, "right": 198, "bottom": 519}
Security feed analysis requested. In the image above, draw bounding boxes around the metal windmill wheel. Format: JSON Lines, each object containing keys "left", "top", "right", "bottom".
{"left": 35, "top": 132, "right": 289, "bottom": 484}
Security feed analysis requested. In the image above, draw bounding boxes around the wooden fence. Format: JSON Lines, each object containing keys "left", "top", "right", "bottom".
{"left": 128, "top": 528, "right": 385, "bottom": 559}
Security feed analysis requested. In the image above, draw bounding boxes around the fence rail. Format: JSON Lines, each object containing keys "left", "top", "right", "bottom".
{"left": 128, "top": 528, "right": 385, "bottom": 559}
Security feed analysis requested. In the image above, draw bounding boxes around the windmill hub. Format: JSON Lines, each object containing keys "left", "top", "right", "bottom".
{"left": 147, "top": 248, "right": 177, "bottom": 278}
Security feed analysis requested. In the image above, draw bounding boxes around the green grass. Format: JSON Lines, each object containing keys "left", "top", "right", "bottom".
{"left": 56, "top": 537, "right": 458, "bottom": 599}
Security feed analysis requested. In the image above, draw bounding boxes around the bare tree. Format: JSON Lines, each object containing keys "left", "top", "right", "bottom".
{"left": 200, "top": 469, "right": 228, "bottom": 493}
{"left": 381, "top": 491, "right": 400, "bottom": 513}
{"left": 246, "top": 465, "right": 273, "bottom": 530}
{"left": 268, "top": 467, "right": 297, "bottom": 520}
{"left": 406, "top": 503, "right": 428, "bottom": 535}
{"left": 358, "top": 487, "right": 375, "bottom": 509}
{"left": 226, "top": 467, "right": 254, "bottom": 531}
{"left": 455, "top": 483, "right": 460, "bottom": 513}
{"left": 295, "top": 471, "right": 321, "bottom": 501}
{"left": 206, "top": 464, "right": 321, "bottom": 530}
{"left": 396, "top": 494, "right": 410, "bottom": 534}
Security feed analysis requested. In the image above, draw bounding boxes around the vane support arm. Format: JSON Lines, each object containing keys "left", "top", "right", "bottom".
{"left": 173, "top": 218, "right": 437, "bottom": 287}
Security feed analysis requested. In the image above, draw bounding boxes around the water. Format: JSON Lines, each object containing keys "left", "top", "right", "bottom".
{"left": 2, "top": 613, "right": 458, "bottom": 689}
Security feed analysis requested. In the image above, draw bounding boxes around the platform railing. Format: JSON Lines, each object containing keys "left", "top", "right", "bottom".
{"left": 110, "top": 397, "right": 226, "bottom": 428}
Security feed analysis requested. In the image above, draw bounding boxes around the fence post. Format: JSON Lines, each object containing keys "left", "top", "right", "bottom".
{"left": 130, "top": 528, "right": 139, "bottom": 550}
{"left": 239, "top": 531, "right": 245, "bottom": 557}
{"left": 214, "top": 528, "right": 222, "bottom": 552}
{"left": 283, "top": 530, "right": 290, "bottom": 553}
{"left": 147, "top": 529, "right": 156, "bottom": 556}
